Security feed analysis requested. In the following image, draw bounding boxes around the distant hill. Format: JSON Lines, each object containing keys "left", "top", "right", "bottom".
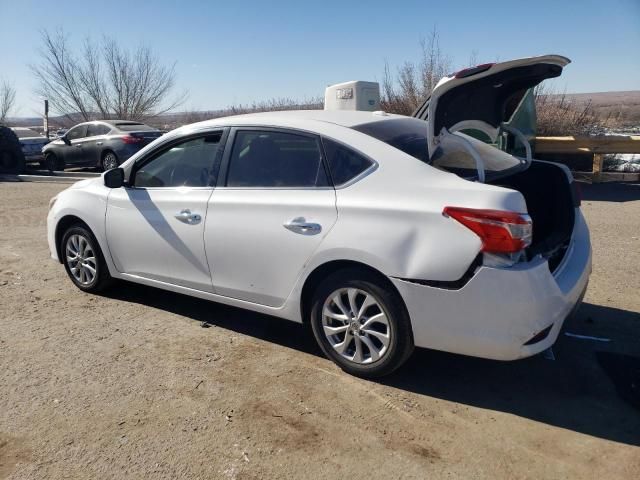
{"left": 7, "top": 90, "right": 640, "bottom": 129}
{"left": 561, "top": 91, "right": 640, "bottom": 125}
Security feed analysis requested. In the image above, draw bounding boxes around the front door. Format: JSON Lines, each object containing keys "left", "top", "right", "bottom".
{"left": 106, "top": 132, "right": 225, "bottom": 292}
{"left": 206, "top": 128, "right": 337, "bottom": 307}
{"left": 63, "top": 124, "right": 88, "bottom": 164}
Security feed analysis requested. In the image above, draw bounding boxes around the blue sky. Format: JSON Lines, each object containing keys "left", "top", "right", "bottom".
{"left": 1, "top": 0, "right": 639, "bottom": 116}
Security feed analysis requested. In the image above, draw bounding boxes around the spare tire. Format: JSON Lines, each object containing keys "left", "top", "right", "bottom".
{"left": 0, "top": 126, "right": 26, "bottom": 174}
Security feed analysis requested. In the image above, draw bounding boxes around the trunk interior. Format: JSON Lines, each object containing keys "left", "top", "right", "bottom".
{"left": 491, "top": 161, "right": 576, "bottom": 271}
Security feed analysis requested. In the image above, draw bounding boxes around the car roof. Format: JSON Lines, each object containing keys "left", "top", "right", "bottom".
{"left": 182, "top": 110, "right": 413, "bottom": 130}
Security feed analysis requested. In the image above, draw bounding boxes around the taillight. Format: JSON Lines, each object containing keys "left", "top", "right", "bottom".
{"left": 121, "top": 135, "right": 143, "bottom": 144}
{"left": 443, "top": 207, "right": 532, "bottom": 253}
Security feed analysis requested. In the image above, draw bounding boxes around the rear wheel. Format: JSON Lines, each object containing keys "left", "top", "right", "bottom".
{"left": 101, "top": 151, "right": 118, "bottom": 171}
{"left": 310, "top": 268, "right": 414, "bottom": 378}
{"left": 61, "top": 225, "right": 113, "bottom": 292}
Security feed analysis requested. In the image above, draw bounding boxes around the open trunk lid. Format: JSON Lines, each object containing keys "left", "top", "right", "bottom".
{"left": 412, "top": 55, "right": 570, "bottom": 157}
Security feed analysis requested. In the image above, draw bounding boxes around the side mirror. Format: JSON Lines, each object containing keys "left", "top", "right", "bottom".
{"left": 62, "top": 135, "right": 71, "bottom": 145}
{"left": 104, "top": 167, "right": 124, "bottom": 188}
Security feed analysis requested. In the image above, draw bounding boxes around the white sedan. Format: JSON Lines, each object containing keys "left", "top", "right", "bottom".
{"left": 47, "top": 55, "right": 591, "bottom": 377}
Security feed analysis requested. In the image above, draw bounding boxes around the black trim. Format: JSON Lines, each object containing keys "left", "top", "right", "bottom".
{"left": 394, "top": 254, "right": 482, "bottom": 290}
{"left": 523, "top": 325, "right": 553, "bottom": 346}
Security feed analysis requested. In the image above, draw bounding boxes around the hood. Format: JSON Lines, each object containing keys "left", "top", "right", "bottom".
{"left": 412, "top": 55, "right": 570, "bottom": 157}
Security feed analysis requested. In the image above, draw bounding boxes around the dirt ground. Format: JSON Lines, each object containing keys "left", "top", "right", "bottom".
{"left": 1, "top": 180, "right": 639, "bottom": 480}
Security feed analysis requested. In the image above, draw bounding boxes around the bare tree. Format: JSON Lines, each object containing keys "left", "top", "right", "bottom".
{"left": 534, "top": 83, "right": 617, "bottom": 136}
{"left": 0, "top": 80, "right": 17, "bottom": 124}
{"left": 380, "top": 27, "right": 452, "bottom": 115}
{"left": 31, "top": 29, "right": 187, "bottom": 123}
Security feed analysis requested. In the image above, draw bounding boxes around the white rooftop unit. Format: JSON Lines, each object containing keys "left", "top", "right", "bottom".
{"left": 324, "top": 81, "right": 381, "bottom": 112}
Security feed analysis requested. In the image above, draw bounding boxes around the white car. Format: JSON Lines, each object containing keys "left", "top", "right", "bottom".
{"left": 47, "top": 55, "right": 591, "bottom": 377}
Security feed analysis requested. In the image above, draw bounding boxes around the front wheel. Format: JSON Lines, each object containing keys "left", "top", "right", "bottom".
{"left": 61, "top": 225, "right": 113, "bottom": 292}
{"left": 45, "top": 153, "right": 64, "bottom": 172}
{"left": 310, "top": 268, "right": 414, "bottom": 378}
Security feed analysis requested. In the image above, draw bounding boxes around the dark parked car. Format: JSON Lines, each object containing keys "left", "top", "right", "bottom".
{"left": 11, "top": 127, "right": 50, "bottom": 166}
{"left": 42, "top": 120, "right": 162, "bottom": 171}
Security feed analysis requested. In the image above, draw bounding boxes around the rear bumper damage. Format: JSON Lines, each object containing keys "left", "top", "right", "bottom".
{"left": 393, "top": 210, "right": 591, "bottom": 361}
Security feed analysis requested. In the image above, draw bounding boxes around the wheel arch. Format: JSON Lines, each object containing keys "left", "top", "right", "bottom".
{"left": 54, "top": 215, "right": 92, "bottom": 263}
{"left": 299, "top": 259, "right": 407, "bottom": 325}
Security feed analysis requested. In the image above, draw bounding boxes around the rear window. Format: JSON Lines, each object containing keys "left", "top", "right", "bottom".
{"left": 352, "top": 117, "right": 525, "bottom": 181}
{"left": 432, "top": 132, "right": 525, "bottom": 179}
{"left": 351, "top": 117, "right": 429, "bottom": 163}
{"left": 115, "top": 122, "right": 155, "bottom": 132}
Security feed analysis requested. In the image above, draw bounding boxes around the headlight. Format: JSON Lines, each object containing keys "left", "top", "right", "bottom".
{"left": 48, "top": 195, "right": 58, "bottom": 211}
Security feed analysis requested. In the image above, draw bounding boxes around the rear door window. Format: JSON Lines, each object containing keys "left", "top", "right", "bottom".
{"left": 322, "top": 138, "right": 373, "bottom": 186}
{"left": 87, "top": 123, "right": 111, "bottom": 137}
{"left": 226, "top": 130, "right": 329, "bottom": 188}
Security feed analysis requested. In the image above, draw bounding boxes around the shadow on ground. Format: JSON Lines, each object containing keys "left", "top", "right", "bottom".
{"left": 579, "top": 181, "right": 640, "bottom": 202}
{"left": 104, "top": 282, "right": 640, "bottom": 447}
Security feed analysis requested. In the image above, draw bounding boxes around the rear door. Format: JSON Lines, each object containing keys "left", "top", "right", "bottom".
{"left": 84, "top": 123, "right": 110, "bottom": 166}
{"left": 205, "top": 128, "right": 337, "bottom": 307}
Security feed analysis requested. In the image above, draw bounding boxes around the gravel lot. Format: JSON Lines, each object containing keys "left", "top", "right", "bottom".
{"left": 1, "top": 180, "right": 639, "bottom": 479}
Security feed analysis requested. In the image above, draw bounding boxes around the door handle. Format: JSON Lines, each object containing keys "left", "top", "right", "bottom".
{"left": 174, "top": 209, "right": 202, "bottom": 224}
{"left": 96, "top": 142, "right": 103, "bottom": 145}
{"left": 75, "top": 144, "right": 82, "bottom": 147}
{"left": 283, "top": 217, "right": 322, "bottom": 235}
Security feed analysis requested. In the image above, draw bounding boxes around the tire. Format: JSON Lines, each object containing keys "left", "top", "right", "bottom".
{"left": 0, "top": 126, "right": 26, "bottom": 174}
{"left": 101, "top": 151, "right": 118, "bottom": 171}
{"left": 45, "top": 152, "right": 64, "bottom": 172}
{"left": 61, "top": 225, "right": 113, "bottom": 293}
{"left": 310, "top": 268, "right": 414, "bottom": 378}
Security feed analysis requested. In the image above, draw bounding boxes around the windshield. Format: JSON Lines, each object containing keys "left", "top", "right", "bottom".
{"left": 351, "top": 117, "right": 429, "bottom": 163}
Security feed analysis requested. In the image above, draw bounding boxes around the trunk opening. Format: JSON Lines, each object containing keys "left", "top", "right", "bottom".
{"left": 491, "top": 161, "right": 575, "bottom": 271}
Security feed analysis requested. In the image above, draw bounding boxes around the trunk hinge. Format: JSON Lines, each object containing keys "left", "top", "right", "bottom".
{"left": 500, "top": 124, "right": 532, "bottom": 168}
{"left": 440, "top": 128, "right": 486, "bottom": 183}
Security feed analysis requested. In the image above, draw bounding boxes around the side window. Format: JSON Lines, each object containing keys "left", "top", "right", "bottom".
{"left": 134, "top": 133, "right": 222, "bottom": 188}
{"left": 66, "top": 125, "right": 87, "bottom": 141}
{"left": 322, "top": 138, "right": 373, "bottom": 186}
{"left": 226, "top": 130, "right": 329, "bottom": 188}
{"left": 87, "top": 124, "right": 110, "bottom": 137}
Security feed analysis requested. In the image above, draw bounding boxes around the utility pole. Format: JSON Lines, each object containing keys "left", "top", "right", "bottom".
{"left": 43, "top": 99, "right": 49, "bottom": 139}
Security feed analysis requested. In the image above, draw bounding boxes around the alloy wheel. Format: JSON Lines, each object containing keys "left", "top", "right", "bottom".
{"left": 65, "top": 234, "right": 97, "bottom": 285}
{"left": 322, "top": 287, "right": 391, "bottom": 364}
{"left": 103, "top": 153, "right": 118, "bottom": 171}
